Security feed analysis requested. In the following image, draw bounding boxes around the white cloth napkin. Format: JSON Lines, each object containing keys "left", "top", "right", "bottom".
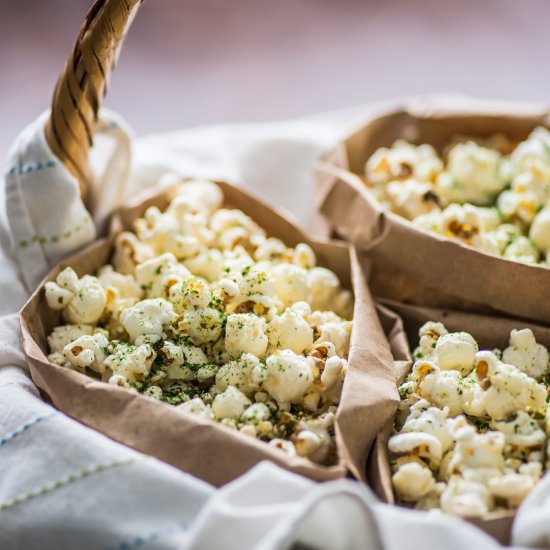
{"left": 0, "top": 97, "right": 546, "bottom": 549}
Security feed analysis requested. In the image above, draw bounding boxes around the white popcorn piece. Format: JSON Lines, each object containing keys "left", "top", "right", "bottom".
{"left": 435, "top": 331, "right": 478, "bottom": 376}
{"left": 241, "top": 402, "right": 271, "bottom": 424}
{"left": 365, "top": 140, "right": 443, "bottom": 185}
{"left": 306, "top": 267, "right": 340, "bottom": 312}
{"left": 268, "top": 438, "right": 297, "bottom": 456}
{"left": 417, "top": 367, "right": 464, "bottom": 418}
{"left": 216, "top": 353, "right": 266, "bottom": 395}
{"left": 488, "top": 473, "right": 537, "bottom": 508}
{"left": 269, "top": 263, "right": 309, "bottom": 307}
{"left": 121, "top": 298, "right": 177, "bottom": 343}
{"left": 112, "top": 231, "right": 155, "bottom": 274}
{"left": 45, "top": 268, "right": 107, "bottom": 325}
{"left": 267, "top": 302, "right": 313, "bottom": 354}
{"left": 388, "top": 431, "right": 443, "bottom": 467}
{"left": 415, "top": 321, "right": 448, "bottom": 360}
{"left": 165, "top": 341, "right": 209, "bottom": 381}
{"left": 447, "top": 421, "right": 505, "bottom": 473}
{"left": 225, "top": 313, "right": 268, "bottom": 358}
{"left": 440, "top": 477, "right": 492, "bottom": 517}
{"left": 529, "top": 207, "right": 550, "bottom": 254}
{"left": 475, "top": 351, "right": 547, "bottom": 420}
{"left": 292, "top": 243, "right": 316, "bottom": 269}
{"left": 181, "top": 248, "right": 223, "bottom": 282}
{"left": 492, "top": 411, "right": 546, "bottom": 460}
{"left": 104, "top": 343, "right": 156, "bottom": 383}
{"left": 212, "top": 386, "right": 251, "bottom": 420}
{"left": 502, "top": 328, "right": 549, "bottom": 380}
{"left": 177, "top": 397, "right": 213, "bottom": 420}
{"left": 293, "top": 412, "right": 335, "bottom": 463}
{"left": 504, "top": 236, "right": 539, "bottom": 264}
{"left": 98, "top": 265, "right": 143, "bottom": 300}
{"left": 169, "top": 180, "right": 224, "bottom": 216}
{"left": 47, "top": 324, "right": 103, "bottom": 354}
{"left": 400, "top": 400, "right": 453, "bottom": 453}
{"left": 63, "top": 333, "right": 110, "bottom": 374}
{"left": 262, "top": 349, "right": 313, "bottom": 405}
{"left": 387, "top": 179, "right": 440, "bottom": 220}
{"left": 392, "top": 461, "right": 436, "bottom": 502}
{"left": 437, "top": 142, "right": 505, "bottom": 205}
{"left": 135, "top": 253, "right": 190, "bottom": 297}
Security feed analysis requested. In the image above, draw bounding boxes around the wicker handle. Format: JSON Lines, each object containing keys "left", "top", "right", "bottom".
{"left": 45, "top": 0, "right": 143, "bottom": 204}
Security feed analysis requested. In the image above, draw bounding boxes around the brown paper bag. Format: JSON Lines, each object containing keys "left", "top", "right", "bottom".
{"left": 314, "top": 96, "right": 550, "bottom": 324}
{"left": 371, "top": 298, "right": 550, "bottom": 544}
{"left": 20, "top": 181, "right": 399, "bottom": 487}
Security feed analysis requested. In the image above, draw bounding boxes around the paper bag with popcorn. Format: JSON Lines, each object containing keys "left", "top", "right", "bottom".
{"left": 370, "top": 299, "right": 550, "bottom": 544}
{"left": 315, "top": 96, "right": 550, "bottom": 323}
{"left": 21, "top": 178, "right": 400, "bottom": 486}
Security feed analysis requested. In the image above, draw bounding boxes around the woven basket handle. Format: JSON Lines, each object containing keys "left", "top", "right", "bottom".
{"left": 45, "top": 0, "right": 143, "bottom": 205}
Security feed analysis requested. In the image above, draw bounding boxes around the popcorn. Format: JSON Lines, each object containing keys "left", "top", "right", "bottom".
{"left": 502, "top": 328, "right": 549, "bottom": 380}
{"left": 269, "top": 263, "right": 309, "bottom": 307}
{"left": 98, "top": 266, "right": 143, "bottom": 299}
{"left": 45, "top": 180, "right": 353, "bottom": 466}
{"left": 47, "top": 324, "right": 105, "bottom": 355}
{"left": 103, "top": 343, "right": 156, "bottom": 383}
{"left": 165, "top": 341, "right": 209, "bottom": 381}
{"left": 45, "top": 268, "right": 106, "bottom": 325}
{"left": 365, "top": 140, "right": 443, "bottom": 185}
{"left": 212, "top": 386, "right": 251, "bottom": 419}
{"left": 440, "top": 477, "right": 492, "bottom": 517}
{"left": 392, "top": 461, "right": 436, "bottom": 502}
{"left": 386, "top": 179, "right": 439, "bottom": 219}
{"left": 504, "top": 236, "right": 539, "bottom": 264}
{"left": 112, "top": 232, "right": 154, "bottom": 274}
{"left": 529, "top": 207, "right": 550, "bottom": 254}
{"left": 177, "top": 397, "right": 213, "bottom": 420}
{"left": 392, "top": 321, "right": 550, "bottom": 518}
{"left": 293, "top": 412, "right": 335, "bottom": 462}
{"left": 262, "top": 349, "right": 313, "bottom": 404}
{"left": 437, "top": 142, "right": 505, "bottom": 205}
{"left": 215, "top": 353, "right": 266, "bottom": 395}
{"left": 492, "top": 411, "right": 546, "bottom": 461}
{"left": 364, "top": 130, "right": 550, "bottom": 265}
{"left": 292, "top": 243, "right": 316, "bottom": 269}
{"left": 400, "top": 400, "right": 453, "bottom": 453}
{"left": 475, "top": 352, "right": 547, "bottom": 420}
{"left": 135, "top": 253, "right": 190, "bottom": 297}
{"left": 487, "top": 473, "right": 537, "bottom": 508}
{"left": 121, "top": 298, "right": 177, "bottom": 343}
{"left": 267, "top": 302, "right": 313, "bottom": 354}
{"left": 435, "top": 331, "right": 478, "bottom": 376}
{"left": 388, "top": 432, "right": 443, "bottom": 467}
{"left": 63, "top": 333, "right": 110, "bottom": 373}
{"left": 225, "top": 313, "right": 268, "bottom": 358}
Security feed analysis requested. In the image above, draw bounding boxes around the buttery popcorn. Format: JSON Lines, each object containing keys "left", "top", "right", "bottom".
{"left": 390, "top": 322, "right": 550, "bottom": 517}
{"left": 45, "top": 179, "right": 353, "bottom": 465}
{"left": 365, "top": 127, "right": 550, "bottom": 265}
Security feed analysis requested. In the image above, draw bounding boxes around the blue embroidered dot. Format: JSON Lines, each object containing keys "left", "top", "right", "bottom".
{"left": 0, "top": 413, "right": 56, "bottom": 447}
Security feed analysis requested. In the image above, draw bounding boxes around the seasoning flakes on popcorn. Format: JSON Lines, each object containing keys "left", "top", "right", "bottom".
{"left": 44, "top": 180, "right": 353, "bottom": 465}
{"left": 390, "top": 322, "right": 550, "bottom": 517}
{"left": 364, "top": 127, "right": 550, "bottom": 265}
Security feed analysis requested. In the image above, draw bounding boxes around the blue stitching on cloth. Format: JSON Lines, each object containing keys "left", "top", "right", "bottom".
{"left": 0, "top": 412, "right": 57, "bottom": 447}
{"left": 5, "top": 159, "right": 58, "bottom": 177}
{"left": 107, "top": 523, "right": 188, "bottom": 550}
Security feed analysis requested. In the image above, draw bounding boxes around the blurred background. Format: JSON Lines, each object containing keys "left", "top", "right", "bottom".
{"left": 1, "top": 0, "right": 549, "bottom": 159}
